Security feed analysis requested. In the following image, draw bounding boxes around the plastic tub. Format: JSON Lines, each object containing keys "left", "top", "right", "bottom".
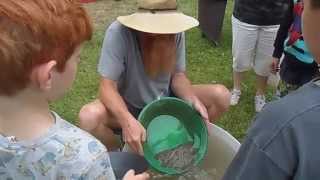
{"left": 123, "top": 123, "right": 240, "bottom": 179}
{"left": 199, "top": 123, "right": 240, "bottom": 179}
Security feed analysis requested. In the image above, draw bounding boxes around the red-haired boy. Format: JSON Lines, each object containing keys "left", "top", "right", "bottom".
{"left": 0, "top": 0, "right": 148, "bottom": 179}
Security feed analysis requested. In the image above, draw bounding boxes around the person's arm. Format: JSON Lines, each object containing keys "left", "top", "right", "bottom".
{"left": 273, "top": 0, "right": 294, "bottom": 59}
{"left": 271, "top": 0, "right": 293, "bottom": 74}
{"left": 97, "top": 22, "right": 145, "bottom": 155}
{"left": 222, "top": 137, "right": 290, "bottom": 180}
{"left": 99, "top": 79, "right": 133, "bottom": 128}
{"left": 171, "top": 72, "right": 194, "bottom": 101}
{"left": 99, "top": 79, "right": 146, "bottom": 155}
{"left": 223, "top": 101, "right": 298, "bottom": 180}
{"left": 171, "top": 72, "right": 209, "bottom": 122}
{"left": 170, "top": 32, "right": 209, "bottom": 122}
{"left": 271, "top": 0, "right": 294, "bottom": 73}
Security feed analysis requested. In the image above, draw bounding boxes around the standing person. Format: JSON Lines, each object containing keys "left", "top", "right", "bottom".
{"left": 271, "top": 0, "right": 319, "bottom": 93}
{"left": 0, "top": 0, "right": 148, "bottom": 179}
{"left": 79, "top": 0, "right": 231, "bottom": 154}
{"left": 230, "top": 0, "right": 289, "bottom": 112}
{"left": 223, "top": 0, "right": 320, "bottom": 178}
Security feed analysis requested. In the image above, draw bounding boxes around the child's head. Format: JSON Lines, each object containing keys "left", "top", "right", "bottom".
{"left": 0, "top": 0, "right": 92, "bottom": 99}
{"left": 303, "top": 0, "right": 320, "bottom": 63}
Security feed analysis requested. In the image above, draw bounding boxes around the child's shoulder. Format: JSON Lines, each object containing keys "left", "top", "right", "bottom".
{"left": 0, "top": 113, "right": 115, "bottom": 179}
{"left": 51, "top": 112, "right": 107, "bottom": 159}
{"left": 43, "top": 113, "right": 114, "bottom": 177}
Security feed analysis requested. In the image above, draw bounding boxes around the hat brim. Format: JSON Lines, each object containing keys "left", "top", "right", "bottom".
{"left": 117, "top": 10, "right": 199, "bottom": 34}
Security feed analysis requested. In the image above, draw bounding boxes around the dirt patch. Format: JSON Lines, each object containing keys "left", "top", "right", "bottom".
{"left": 83, "top": 0, "right": 137, "bottom": 31}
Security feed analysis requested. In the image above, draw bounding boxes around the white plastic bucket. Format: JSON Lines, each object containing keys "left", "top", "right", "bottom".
{"left": 123, "top": 123, "right": 240, "bottom": 179}
{"left": 199, "top": 123, "right": 240, "bottom": 179}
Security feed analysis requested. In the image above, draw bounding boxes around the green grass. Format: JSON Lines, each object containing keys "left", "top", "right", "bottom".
{"left": 51, "top": 0, "right": 272, "bottom": 142}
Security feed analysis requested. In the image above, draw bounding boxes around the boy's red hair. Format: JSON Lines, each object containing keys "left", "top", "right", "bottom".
{"left": 0, "top": 0, "right": 92, "bottom": 96}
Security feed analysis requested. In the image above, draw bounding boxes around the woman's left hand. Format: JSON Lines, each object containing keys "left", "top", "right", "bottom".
{"left": 185, "top": 96, "right": 209, "bottom": 123}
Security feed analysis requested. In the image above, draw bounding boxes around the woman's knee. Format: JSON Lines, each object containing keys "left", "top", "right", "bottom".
{"left": 78, "top": 101, "right": 107, "bottom": 132}
{"left": 212, "top": 84, "right": 231, "bottom": 112}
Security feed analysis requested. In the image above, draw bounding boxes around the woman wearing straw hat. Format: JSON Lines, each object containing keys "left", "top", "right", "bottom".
{"left": 79, "top": 0, "right": 231, "bottom": 154}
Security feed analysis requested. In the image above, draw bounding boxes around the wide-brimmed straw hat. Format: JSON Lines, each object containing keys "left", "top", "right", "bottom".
{"left": 117, "top": 0, "right": 199, "bottom": 34}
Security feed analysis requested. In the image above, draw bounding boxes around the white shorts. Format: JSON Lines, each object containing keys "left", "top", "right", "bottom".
{"left": 232, "top": 16, "right": 280, "bottom": 76}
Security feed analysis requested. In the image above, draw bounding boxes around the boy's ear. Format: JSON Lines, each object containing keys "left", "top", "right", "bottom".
{"left": 30, "top": 60, "right": 57, "bottom": 91}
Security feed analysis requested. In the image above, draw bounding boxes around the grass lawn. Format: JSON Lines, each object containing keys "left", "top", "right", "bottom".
{"left": 51, "top": 0, "right": 274, "bottom": 142}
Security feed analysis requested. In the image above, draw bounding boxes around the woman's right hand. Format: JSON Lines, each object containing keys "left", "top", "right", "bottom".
{"left": 271, "top": 57, "right": 280, "bottom": 74}
{"left": 122, "top": 117, "right": 146, "bottom": 155}
{"left": 123, "top": 170, "right": 150, "bottom": 180}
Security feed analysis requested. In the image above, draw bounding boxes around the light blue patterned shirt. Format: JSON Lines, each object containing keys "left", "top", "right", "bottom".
{"left": 0, "top": 112, "right": 116, "bottom": 180}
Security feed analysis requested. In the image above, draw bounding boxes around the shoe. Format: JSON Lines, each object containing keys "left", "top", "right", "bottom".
{"left": 230, "top": 89, "right": 241, "bottom": 105}
{"left": 255, "top": 95, "right": 266, "bottom": 112}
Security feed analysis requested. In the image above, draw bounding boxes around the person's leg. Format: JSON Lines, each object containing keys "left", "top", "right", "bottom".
{"left": 233, "top": 71, "right": 244, "bottom": 91}
{"left": 192, "top": 84, "right": 230, "bottom": 122}
{"left": 79, "top": 99, "right": 121, "bottom": 150}
{"left": 256, "top": 74, "right": 268, "bottom": 96}
{"left": 231, "top": 16, "right": 258, "bottom": 105}
{"left": 254, "top": 25, "right": 279, "bottom": 112}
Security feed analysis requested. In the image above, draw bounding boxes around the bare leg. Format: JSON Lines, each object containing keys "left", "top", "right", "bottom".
{"left": 192, "top": 84, "right": 230, "bottom": 122}
{"left": 79, "top": 100, "right": 121, "bottom": 150}
{"left": 256, "top": 74, "right": 268, "bottom": 95}
{"left": 233, "top": 71, "right": 245, "bottom": 90}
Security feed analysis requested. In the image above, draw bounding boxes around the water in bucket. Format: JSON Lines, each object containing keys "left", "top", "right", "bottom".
{"left": 149, "top": 143, "right": 219, "bottom": 180}
{"left": 148, "top": 164, "right": 218, "bottom": 179}
{"left": 156, "top": 143, "right": 195, "bottom": 172}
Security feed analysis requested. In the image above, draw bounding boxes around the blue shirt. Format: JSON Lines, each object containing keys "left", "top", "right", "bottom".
{"left": 223, "top": 79, "right": 320, "bottom": 180}
{"left": 0, "top": 112, "right": 116, "bottom": 180}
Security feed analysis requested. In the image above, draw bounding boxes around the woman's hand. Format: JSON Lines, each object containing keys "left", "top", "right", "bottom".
{"left": 185, "top": 96, "right": 209, "bottom": 123}
{"left": 271, "top": 57, "right": 280, "bottom": 74}
{"left": 122, "top": 117, "right": 146, "bottom": 155}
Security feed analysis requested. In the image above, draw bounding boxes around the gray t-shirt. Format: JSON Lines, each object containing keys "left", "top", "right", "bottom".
{"left": 0, "top": 112, "right": 116, "bottom": 180}
{"left": 98, "top": 21, "right": 186, "bottom": 109}
{"left": 223, "top": 79, "right": 320, "bottom": 180}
